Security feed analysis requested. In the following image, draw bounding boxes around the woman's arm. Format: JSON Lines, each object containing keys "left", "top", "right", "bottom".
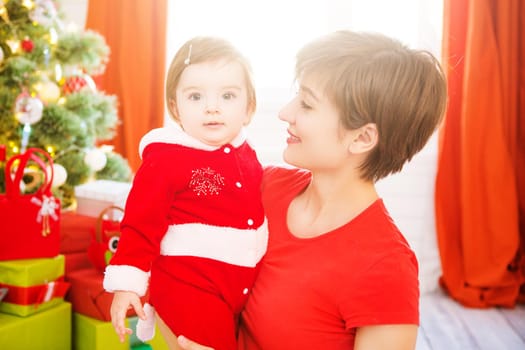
{"left": 177, "top": 336, "right": 214, "bottom": 350}
{"left": 354, "top": 324, "right": 418, "bottom": 350}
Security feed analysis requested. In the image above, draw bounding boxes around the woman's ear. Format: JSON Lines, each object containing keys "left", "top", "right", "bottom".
{"left": 348, "top": 123, "right": 378, "bottom": 154}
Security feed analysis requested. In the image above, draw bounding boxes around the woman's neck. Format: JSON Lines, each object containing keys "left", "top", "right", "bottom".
{"left": 287, "top": 168, "right": 378, "bottom": 238}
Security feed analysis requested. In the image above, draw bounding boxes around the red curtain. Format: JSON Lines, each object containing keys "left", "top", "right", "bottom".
{"left": 85, "top": 0, "right": 167, "bottom": 172}
{"left": 436, "top": 0, "right": 525, "bottom": 307}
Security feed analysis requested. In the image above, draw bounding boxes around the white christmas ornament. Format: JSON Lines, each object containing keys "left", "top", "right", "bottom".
{"left": 15, "top": 93, "right": 44, "bottom": 125}
{"left": 0, "top": 46, "right": 4, "bottom": 63}
{"left": 84, "top": 148, "right": 107, "bottom": 171}
{"left": 29, "top": 0, "right": 57, "bottom": 26}
{"left": 47, "top": 163, "right": 67, "bottom": 187}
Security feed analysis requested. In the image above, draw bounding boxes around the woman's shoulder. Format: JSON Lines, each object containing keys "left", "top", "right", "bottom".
{"left": 260, "top": 165, "right": 311, "bottom": 204}
{"left": 262, "top": 165, "right": 310, "bottom": 189}
{"left": 263, "top": 165, "right": 309, "bottom": 181}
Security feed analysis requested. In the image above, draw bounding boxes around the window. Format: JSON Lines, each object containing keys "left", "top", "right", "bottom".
{"left": 166, "top": 0, "right": 444, "bottom": 164}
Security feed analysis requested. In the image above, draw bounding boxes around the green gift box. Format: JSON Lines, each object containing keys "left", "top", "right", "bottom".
{"left": 0, "top": 255, "right": 69, "bottom": 316}
{"left": 73, "top": 312, "right": 129, "bottom": 350}
{"left": 0, "top": 301, "right": 71, "bottom": 350}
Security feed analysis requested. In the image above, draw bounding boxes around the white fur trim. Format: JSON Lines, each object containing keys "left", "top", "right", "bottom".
{"left": 139, "top": 122, "right": 247, "bottom": 158}
{"left": 103, "top": 265, "right": 150, "bottom": 296}
{"left": 160, "top": 220, "right": 268, "bottom": 267}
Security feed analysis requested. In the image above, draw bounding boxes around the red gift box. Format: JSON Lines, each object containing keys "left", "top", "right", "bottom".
{"left": 64, "top": 251, "right": 92, "bottom": 276}
{"left": 60, "top": 212, "right": 98, "bottom": 253}
{"left": 66, "top": 267, "right": 147, "bottom": 321}
{"left": 0, "top": 148, "right": 60, "bottom": 260}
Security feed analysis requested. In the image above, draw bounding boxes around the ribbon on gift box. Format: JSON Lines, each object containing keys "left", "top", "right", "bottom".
{"left": 31, "top": 195, "right": 59, "bottom": 237}
{"left": 0, "top": 276, "right": 70, "bottom": 307}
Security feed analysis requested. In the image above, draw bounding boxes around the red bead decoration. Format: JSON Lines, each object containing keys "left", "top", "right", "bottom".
{"left": 21, "top": 38, "right": 34, "bottom": 53}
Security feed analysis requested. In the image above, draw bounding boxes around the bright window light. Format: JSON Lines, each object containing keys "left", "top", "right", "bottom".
{"left": 166, "top": 0, "right": 443, "bottom": 164}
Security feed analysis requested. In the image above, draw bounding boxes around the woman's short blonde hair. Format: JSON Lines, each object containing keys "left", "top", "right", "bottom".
{"left": 296, "top": 30, "right": 448, "bottom": 182}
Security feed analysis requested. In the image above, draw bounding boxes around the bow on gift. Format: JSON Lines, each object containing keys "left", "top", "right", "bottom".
{"left": 0, "top": 277, "right": 70, "bottom": 308}
{"left": 31, "top": 195, "right": 59, "bottom": 236}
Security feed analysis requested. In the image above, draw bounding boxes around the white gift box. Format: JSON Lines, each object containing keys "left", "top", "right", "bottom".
{"left": 74, "top": 180, "right": 132, "bottom": 217}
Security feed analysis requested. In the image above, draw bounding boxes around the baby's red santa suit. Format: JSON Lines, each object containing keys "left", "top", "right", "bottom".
{"left": 103, "top": 122, "right": 267, "bottom": 343}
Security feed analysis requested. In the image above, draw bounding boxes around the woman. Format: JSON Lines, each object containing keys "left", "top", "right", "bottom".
{"left": 178, "top": 30, "right": 447, "bottom": 350}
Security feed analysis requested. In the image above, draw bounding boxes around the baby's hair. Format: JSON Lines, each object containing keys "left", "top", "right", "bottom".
{"left": 296, "top": 30, "right": 448, "bottom": 182}
{"left": 165, "top": 36, "right": 257, "bottom": 121}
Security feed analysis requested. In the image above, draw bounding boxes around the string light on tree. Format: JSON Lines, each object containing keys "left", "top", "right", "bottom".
{"left": 5, "top": 38, "right": 19, "bottom": 53}
{"left": 21, "top": 0, "right": 34, "bottom": 10}
{"left": 0, "top": 1, "right": 9, "bottom": 23}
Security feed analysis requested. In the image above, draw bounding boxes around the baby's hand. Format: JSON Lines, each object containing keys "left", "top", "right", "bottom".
{"left": 110, "top": 291, "right": 146, "bottom": 342}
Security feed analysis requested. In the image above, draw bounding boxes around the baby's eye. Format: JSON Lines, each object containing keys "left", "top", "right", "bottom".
{"left": 222, "top": 92, "right": 236, "bottom": 100}
{"left": 189, "top": 93, "right": 201, "bottom": 101}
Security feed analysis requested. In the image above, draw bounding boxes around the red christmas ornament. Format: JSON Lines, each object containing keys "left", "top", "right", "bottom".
{"left": 21, "top": 38, "right": 34, "bottom": 53}
{"left": 63, "top": 75, "right": 88, "bottom": 94}
{"left": 0, "top": 145, "right": 5, "bottom": 161}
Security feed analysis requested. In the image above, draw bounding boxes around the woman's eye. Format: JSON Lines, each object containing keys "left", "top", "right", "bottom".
{"left": 189, "top": 93, "right": 201, "bottom": 101}
{"left": 300, "top": 101, "right": 312, "bottom": 110}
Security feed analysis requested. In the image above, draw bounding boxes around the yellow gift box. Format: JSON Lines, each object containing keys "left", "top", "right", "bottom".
{"left": 72, "top": 313, "right": 169, "bottom": 350}
{"left": 0, "top": 255, "right": 69, "bottom": 316}
{"left": 0, "top": 301, "right": 71, "bottom": 350}
{"left": 73, "top": 312, "right": 130, "bottom": 350}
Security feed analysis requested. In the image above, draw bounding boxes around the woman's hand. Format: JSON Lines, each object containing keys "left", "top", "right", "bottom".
{"left": 110, "top": 290, "right": 146, "bottom": 342}
{"left": 177, "top": 335, "right": 215, "bottom": 350}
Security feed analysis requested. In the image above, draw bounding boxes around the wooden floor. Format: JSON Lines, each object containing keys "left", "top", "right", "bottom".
{"left": 417, "top": 289, "right": 525, "bottom": 350}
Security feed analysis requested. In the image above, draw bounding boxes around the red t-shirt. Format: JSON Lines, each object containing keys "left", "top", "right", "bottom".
{"left": 238, "top": 166, "right": 419, "bottom": 350}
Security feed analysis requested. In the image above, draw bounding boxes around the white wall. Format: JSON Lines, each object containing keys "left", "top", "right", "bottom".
{"left": 61, "top": 0, "right": 443, "bottom": 294}
{"left": 376, "top": 136, "right": 442, "bottom": 294}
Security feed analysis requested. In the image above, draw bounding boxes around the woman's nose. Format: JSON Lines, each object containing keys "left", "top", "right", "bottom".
{"left": 278, "top": 99, "right": 295, "bottom": 122}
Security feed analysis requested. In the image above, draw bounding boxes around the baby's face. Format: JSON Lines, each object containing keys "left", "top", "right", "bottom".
{"left": 173, "top": 59, "right": 251, "bottom": 147}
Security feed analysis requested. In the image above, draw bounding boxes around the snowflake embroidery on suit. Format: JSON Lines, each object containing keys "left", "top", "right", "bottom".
{"left": 189, "top": 167, "right": 225, "bottom": 196}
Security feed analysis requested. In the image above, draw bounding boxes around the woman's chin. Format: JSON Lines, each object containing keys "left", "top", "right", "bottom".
{"left": 282, "top": 151, "right": 302, "bottom": 168}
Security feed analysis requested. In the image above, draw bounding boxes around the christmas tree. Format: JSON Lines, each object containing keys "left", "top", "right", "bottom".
{"left": 0, "top": 0, "right": 131, "bottom": 207}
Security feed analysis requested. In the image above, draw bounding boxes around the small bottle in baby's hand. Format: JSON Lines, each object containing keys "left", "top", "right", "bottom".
{"left": 136, "top": 303, "right": 156, "bottom": 341}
